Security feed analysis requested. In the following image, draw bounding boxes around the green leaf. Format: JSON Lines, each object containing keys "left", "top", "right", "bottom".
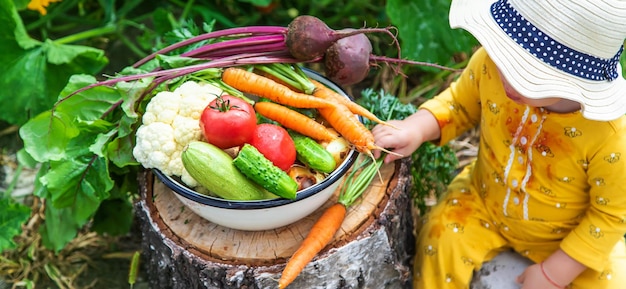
{"left": 38, "top": 154, "right": 114, "bottom": 251}
{"left": 40, "top": 204, "right": 81, "bottom": 253}
{"left": 0, "top": 0, "right": 108, "bottom": 126}
{"left": 32, "top": 163, "right": 50, "bottom": 199}
{"left": 13, "top": 0, "right": 30, "bottom": 10}
{"left": 19, "top": 111, "right": 80, "bottom": 163}
{"left": 92, "top": 198, "right": 133, "bottom": 236}
{"left": 55, "top": 75, "right": 122, "bottom": 122}
{"left": 16, "top": 148, "right": 38, "bottom": 169}
{"left": 155, "top": 54, "right": 206, "bottom": 69}
{"left": 19, "top": 74, "right": 125, "bottom": 164}
{"left": 0, "top": 197, "right": 31, "bottom": 252}
{"left": 90, "top": 128, "right": 119, "bottom": 158}
{"left": 386, "top": 0, "right": 478, "bottom": 68}
{"left": 40, "top": 155, "right": 112, "bottom": 209}
{"left": 237, "top": 0, "right": 272, "bottom": 7}
{"left": 108, "top": 135, "right": 139, "bottom": 168}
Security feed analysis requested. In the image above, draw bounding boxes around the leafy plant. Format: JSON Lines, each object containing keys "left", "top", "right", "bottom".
{"left": 387, "top": 0, "right": 478, "bottom": 68}
{"left": 0, "top": 197, "right": 31, "bottom": 251}
{"left": 0, "top": 0, "right": 109, "bottom": 126}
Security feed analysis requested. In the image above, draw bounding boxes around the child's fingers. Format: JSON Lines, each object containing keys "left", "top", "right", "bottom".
{"left": 516, "top": 268, "right": 526, "bottom": 284}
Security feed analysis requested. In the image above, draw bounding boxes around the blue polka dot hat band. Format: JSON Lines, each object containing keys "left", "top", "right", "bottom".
{"left": 491, "top": 0, "right": 623, "bottom": 82}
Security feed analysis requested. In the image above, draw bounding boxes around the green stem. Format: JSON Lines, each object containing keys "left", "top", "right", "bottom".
{"left": 338, "top": 155, "right": 384, "bottom": 207}
{"left": 24, "top": 0, "right": 79, "bottom": 31}
{"left": 179, "top": 0, "right": 196, "bottom": 23}
{"left": 54, "top": 25, "right": 117, "bottom": 45}
{"left": 191, "top": 77, "right": 255, "bottom": 105}
{"left": 118, "top": 34, "right": 148, "bottom": 58}
{"left": 3, "top": 163, "right": 23, "bottom": 199}
{"left": 255, "top": 63, "right": 316, "bottom": 94}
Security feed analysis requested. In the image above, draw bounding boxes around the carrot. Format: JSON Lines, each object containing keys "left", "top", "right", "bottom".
{"left": 316, "top": 100, "right": 400, "bottom": 187}
{"left": 310, "top": 79, "right": 398, "bottom": 129}
{"left": 278, "top": 202, "right": 346, "bottom": 288}
{"left": 254, "top": 101, "right": 339, "bottom": 142}
{"left": 278, "top": 156, "right": 384, "bottom": 288}
{"left": 221, "top": 67, "right": 337, "bottom": 109}
{"left": 317, "top": 102, "right": 400, "bottom": 161}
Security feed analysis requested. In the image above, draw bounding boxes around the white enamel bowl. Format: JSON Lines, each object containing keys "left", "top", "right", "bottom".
{"left": 153, "top": 70, "right": 359, "bottom": 231}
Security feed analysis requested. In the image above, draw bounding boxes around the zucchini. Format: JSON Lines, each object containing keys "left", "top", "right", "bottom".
{"left": 182, "top": 141, "right": 275, "bottom": 200}
{"left": 291, "top": 133, "right": 337, "bottom": 173}
{"left": 233, "top": 144, "right": 298, "bottom": 199}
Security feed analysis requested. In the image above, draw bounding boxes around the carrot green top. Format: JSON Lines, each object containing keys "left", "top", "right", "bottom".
{"left": 420, "top": 47, "right": 626, "bottom": 272}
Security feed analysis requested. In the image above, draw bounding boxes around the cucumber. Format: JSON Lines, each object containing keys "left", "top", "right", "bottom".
{"left": 233, "top": 144, "right": 298, "bottom": 199}
{"left": 291, "top": 133, "right": 337, "bottom": 173}
{"left": 182, "top": 141, "right": 275, "bottom": 200}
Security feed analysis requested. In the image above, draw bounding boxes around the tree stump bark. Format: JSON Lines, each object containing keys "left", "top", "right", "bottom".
{"left": 136, "top": 159, "right": 415, "bottom": 289}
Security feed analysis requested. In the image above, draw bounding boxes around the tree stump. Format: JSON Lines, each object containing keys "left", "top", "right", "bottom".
{"left": 136, "top": 159, "right": 415, "bottom": 289}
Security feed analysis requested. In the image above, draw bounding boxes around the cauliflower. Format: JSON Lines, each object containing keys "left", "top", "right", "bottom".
{"left": 133, "top": 81, "right": 222, "bottom": 187}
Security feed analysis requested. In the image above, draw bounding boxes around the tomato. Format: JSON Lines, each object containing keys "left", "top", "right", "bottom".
{"left": 248, "top": 123, "right": 296, "bottom": 171}
{"left": 200, "top": 95, "right": 257, "bottom": 149}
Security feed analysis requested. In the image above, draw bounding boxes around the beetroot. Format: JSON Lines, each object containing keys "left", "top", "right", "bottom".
{"left": 323, "top": 30, "right": 373, "bottom": 86}
{"left": 286, "top": 15, "right": 393, "bottom": 61}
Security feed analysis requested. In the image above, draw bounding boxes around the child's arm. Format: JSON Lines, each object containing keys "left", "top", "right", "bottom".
{"left": 543, "top": 250, "right": 587, "bottom": 285}
{"left": 517, "top": 249, "right": 586, "bottom": 288}
{"left": 371, "top": 109, "right": 441, "bottom": 163}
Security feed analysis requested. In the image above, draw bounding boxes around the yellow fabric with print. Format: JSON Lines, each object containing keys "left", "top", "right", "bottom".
{"left": 414, "top": 47, "right": 626, "bottom": 289}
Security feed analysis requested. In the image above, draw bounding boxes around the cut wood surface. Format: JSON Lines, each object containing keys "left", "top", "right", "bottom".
{"left": 150, "top": 161, "right": 395, "bottom": 265}
{"left": 136, "top": 158, "right": 415, "bottom": 289}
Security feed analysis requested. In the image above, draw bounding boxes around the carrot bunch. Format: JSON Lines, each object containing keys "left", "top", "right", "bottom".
{"left": 220, "top": 65, "right": 400, "bottom": 162}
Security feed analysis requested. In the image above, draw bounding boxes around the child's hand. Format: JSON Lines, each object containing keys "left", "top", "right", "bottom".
{"left": 371, "top": 109, "right": 442, "bottom": 163}
{"left": 371, "top": 119, "right": 424, "bottom": 163}
{"left": 517, "top": 263, "right": 565, "bottom": 289}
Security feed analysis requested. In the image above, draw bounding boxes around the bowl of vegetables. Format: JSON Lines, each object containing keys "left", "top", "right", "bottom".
{"left": 148, "top": 68, "right": 363, "bottom": 231}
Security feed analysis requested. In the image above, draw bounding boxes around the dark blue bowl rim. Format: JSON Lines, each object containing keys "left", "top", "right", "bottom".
{"left": 153, "top": 68, "right": 361, "bottom": 210}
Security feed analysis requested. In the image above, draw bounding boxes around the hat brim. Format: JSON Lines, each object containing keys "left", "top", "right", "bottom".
{"left": 449, "top": 0, "right": 626, "bottom": 121}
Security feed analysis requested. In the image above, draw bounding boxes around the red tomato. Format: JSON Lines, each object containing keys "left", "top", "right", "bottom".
{"left": 200, "top": 95, "right": 257, "bottom": 149}
{"left": 248, "top": 124, "right": 296, "bottom": 171}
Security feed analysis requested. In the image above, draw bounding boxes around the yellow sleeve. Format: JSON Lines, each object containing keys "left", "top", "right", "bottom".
{"left": 561, "top": 121, "right": 626, "bottom": 271}
{"left": 419, "top": 48, "right": 488, "bottom": 145}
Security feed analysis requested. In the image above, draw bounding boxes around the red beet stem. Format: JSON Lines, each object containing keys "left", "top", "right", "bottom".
{"left": 369, "top": 55, "right": 462, "bottom": 72}
{"left": 194, "top": 42, "right": 289, "bottom": 59}
{"left": 182, "top": 34, "right": 286, "bottom": 58}
{"left": 132, "top": 26, "right": 288, "bottom": 68}
{"left": 60, "top": 51, "right": 313, "bottom": 104}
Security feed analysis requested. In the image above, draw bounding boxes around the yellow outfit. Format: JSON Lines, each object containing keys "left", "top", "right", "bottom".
{"left": 414, "top": 47, "right": 626, "bottom": 288}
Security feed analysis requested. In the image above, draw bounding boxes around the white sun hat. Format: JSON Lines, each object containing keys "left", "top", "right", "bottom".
{"left": 449, "top": 0, "right": 626, "bottom": 121}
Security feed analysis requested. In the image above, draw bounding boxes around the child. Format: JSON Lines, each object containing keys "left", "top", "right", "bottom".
{"left": 372, "top": 0, "right": 626, "bottom": 288}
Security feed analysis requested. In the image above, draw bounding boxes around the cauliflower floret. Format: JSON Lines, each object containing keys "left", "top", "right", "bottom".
{"left": 176, "top": 81, "right": 221, "bottom": 120}
{"left": 133, "top": 81, "right": 222, "bottom": 187}
{"left": 172, "top": 115, "right": 203, "bottom": 145}
{"left": 133, "top": 123, "right": 179, "bottom": 175}
{"left": 142, "top": 91, "right": 181, "bottom": 125}
{"left": 180, "top": 169, "right": 198, "bottom": 188}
